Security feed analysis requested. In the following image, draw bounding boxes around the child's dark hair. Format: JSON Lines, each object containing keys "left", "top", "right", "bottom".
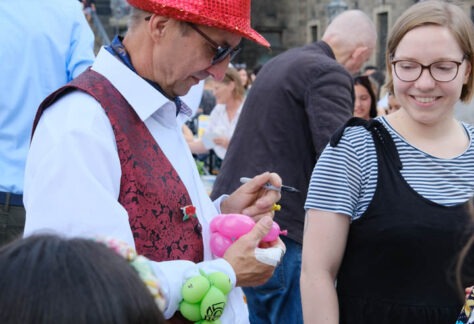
{"left": 0, "top": 234, "right": 165, "bottom": 324}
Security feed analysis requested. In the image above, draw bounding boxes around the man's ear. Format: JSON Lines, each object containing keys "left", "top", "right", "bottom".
{"left": 146, "top": 15, "right": 170, "bottom": 41}
{"left": 351, "top": 46, "right": 369, "bottom": 61}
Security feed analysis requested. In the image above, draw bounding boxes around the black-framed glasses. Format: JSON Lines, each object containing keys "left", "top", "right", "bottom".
{"left": 186, "top": 23, "right": 242, "bottom": 65}
{"left": 391, "top": 55, "right": 466, "bottom": 82}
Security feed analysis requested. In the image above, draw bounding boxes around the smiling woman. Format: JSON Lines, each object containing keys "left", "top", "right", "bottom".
{"left": 301, "top": 1, "right": 474, "bottom": 323}
{"left": 353, "top": 75, "right": 377, "bottom": 120}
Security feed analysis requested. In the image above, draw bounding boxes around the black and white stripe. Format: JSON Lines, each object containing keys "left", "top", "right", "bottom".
{"left": 305, "top": 117, "right": 474, "bottom": 221}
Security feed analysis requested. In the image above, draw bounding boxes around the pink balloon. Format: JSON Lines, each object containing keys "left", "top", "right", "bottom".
{"left": 217, "top": 214, "right": 255, "bottom": 239}
{"left": 210, "top": 233, "right": 233, "bottom": 257}
{"left": 210, "top": 214, "right": 226, "bottom": 233}
{"left": 262, "top": 221, "right": 287, "bottom": 242}
{"left": 210, "top": 214, "right": 287, "bottom": 257}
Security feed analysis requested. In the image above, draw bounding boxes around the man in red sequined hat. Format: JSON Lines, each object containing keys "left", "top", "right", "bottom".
{"left": 23, "top": 0, "right": 284, "bottom": 323}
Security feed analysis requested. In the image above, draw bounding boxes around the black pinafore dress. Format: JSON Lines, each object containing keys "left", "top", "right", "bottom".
{"left": 332, "top": 118, "right": 471, "bottom": 324}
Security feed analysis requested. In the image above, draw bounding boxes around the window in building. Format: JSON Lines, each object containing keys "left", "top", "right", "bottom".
{"left": 377, "top": 11, "right": 388, "bottom": 70}
{"left": 310, "top": 25, "right": 318, "bottom": 42}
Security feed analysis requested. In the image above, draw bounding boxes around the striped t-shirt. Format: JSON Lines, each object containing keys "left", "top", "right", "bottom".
{"left": 304, "top": 117, "right": 474, "bottom": 221}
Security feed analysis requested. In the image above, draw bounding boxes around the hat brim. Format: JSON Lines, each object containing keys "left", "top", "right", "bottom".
{"left": 128, "top": 0, "right": 270, "bottom": 47}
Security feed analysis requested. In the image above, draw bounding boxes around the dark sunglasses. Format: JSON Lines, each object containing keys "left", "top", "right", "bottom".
{"left": 186, "top": 23, "right": 242, "bottom": 65}
{"left": 144, "top": 16, "right": 241, "bottom": 65}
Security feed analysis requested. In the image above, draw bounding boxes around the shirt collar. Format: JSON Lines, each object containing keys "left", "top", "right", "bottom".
{"left": 97, "top": 36, "right": 193, "bottom": 120}
{"left": 92, "top": 48, "right": 166, "bottom": 122}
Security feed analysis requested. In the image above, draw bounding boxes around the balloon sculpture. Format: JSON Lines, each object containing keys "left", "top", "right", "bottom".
{"left": 179, "top": 269, "right": 232, "bottom": 323}
{"left": 210, "top": 213, "right": 288, "bottom": 257}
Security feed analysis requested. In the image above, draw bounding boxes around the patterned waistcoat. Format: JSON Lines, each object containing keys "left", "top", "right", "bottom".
{"left": 33, "top": 69, "right": 204, "bottom": 263}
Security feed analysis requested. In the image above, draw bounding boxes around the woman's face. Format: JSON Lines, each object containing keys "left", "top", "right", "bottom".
{"left": 238, "top": 69, "right": 248, "bottom": 86}
{"left": 391, "top": 25, "right": 471, "bottom": 125}
{"left": 354, "top": 84, "right": 372, "bottom": 120}
{"left": 214, "top": 79, "right": 234, "bottom": 104}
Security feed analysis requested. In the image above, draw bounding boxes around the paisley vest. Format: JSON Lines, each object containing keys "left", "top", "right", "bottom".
{"left": 33, "top": 69, "right": 204, "bottom": 264}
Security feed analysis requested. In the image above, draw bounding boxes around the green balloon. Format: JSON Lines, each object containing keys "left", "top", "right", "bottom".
{"left": 182, "top": 275, "right": 211, "bottom": 303}
{"left": 200, "top": 286, "right": 227, "bottom": 321}
{"left": 179, "top": 300, "right": 202, "bottom": 322}
{"left": 199, "top": 320, "right": 222, "bottom": 324}
{"left": 208, "top": 272, "right": 232, "bottom": 295}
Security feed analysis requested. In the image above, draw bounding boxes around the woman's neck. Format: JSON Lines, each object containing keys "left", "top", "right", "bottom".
{"left": 225, "top": 97, "right": 242, "bottom": 121}
{"left": 386, "top": 110, "right": 468, "bottom": 159}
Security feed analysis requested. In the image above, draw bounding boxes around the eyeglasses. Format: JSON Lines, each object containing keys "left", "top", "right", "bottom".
{"left": 144, "top": 17, "right": 241, "bottom": 65}
{"left": 186, "top": 23, "right": 242, "bottom": 65}
{"left": 391, "top": 55, "right": 466, "bottom": 82}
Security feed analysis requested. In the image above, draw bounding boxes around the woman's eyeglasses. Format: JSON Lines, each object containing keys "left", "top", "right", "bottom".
{"left": 391, "top": 55, "right": 466, "bottom": 82}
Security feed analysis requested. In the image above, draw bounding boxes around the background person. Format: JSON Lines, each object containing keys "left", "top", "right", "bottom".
{"left": 236, "top": 65, "right": 253, "bottom": 92}
{"left": 188, "top": 67, "right": 246, "bottom": 161}
{"left": 353, "top": 75, "right": 377, "bottom": 120}
{"left": 455, "top": 200, "right": 474, "bottom": 324}
{"left": 386, "top": 92, "right": 402, "bottom": 114}
{"left": 301, "top": 1, "right": 474, "bottom": 323}
{"left": 80, "top": 0, "right": 96, "bottom": 22}
{"left": 0, "top": 0, "right": 95, "bottom": 247}
{"left": 0, "top": 234, "right": 166, "bottom": 324}
{"left": 211, "top": 9, "right": 376, "bottom": 324}
{"left": 23, "top": 0, "right": 284, "bottom": 322}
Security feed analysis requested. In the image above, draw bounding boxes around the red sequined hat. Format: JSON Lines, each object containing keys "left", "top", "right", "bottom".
{"left": 127, "top": 0, "right": 270, "bottom": 47}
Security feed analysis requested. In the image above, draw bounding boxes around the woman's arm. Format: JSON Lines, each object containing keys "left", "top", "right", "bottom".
{"left": 301, "top": 209, "right": 350, "bottom": 324}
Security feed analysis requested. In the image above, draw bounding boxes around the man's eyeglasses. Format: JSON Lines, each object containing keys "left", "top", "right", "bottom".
{"left": 391, "top": 55, "right": 466, "bottom": 82}
{"left": 186, "top": 23, "right": 242, "bottom": 66}
{"left": 144, "top": 17, "right": 241, "bottom": 65}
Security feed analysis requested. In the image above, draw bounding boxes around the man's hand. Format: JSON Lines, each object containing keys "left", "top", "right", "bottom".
{"left": 220, "top": 172, "right": 281, "bottom": 221}
{"left": 223, "top": 216, "right": 285, "bottom": 287}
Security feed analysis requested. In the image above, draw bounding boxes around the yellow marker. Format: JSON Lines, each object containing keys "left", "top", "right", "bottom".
{"left": 272, "top": 203, "right": 281, "bottom": 211}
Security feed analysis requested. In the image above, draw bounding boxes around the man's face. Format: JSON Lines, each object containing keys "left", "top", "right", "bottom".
{"left": 152, "top": 20, "right": 242, "bottom": 98}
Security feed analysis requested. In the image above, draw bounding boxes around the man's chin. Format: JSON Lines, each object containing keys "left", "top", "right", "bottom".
{"left": 176, "top": 81, "right": 199, "bottom": 97}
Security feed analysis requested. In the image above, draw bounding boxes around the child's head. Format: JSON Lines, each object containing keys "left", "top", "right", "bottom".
{"left": 0, "top": 235, "right": 165, "bottom": 324}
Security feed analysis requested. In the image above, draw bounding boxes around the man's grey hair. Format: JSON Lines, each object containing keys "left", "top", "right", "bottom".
{"left": 127, "top": 7, "right": 150, "bottom": 30}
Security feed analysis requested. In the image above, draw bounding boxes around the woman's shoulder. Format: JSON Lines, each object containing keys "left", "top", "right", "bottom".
{"left": 319, "top": 122, "right": 377, "bottom": 170}
{"left": 335, "top": 119, "right": 376, "bottom": 146}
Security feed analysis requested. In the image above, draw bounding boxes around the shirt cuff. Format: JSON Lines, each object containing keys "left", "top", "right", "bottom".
{"left": 213, "top": 194, "right": 229, "bottom": 214}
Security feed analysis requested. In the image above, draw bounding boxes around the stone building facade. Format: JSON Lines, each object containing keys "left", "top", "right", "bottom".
{"left": 239, "top": 0, "right": 474, "bottom": 71}
{"left": 96, "top": 0, "right": 474, "bottom": 72}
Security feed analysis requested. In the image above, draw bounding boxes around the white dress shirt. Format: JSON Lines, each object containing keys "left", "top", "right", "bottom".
{"left": 207, "top": 103, "right": 243, "bottom": 159}
{"left": 24, "top": 48, "right": 249, "bottom": 323}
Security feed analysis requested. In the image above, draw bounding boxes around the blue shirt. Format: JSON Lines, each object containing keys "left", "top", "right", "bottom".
{"left": 0, "top": 0, "right": 95, "bottom": 194}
